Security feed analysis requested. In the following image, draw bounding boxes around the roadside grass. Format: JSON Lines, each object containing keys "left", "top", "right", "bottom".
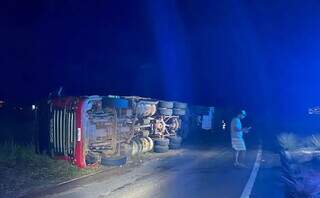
{"left": 0, "top": 141, "right": 100, "bottom": 197}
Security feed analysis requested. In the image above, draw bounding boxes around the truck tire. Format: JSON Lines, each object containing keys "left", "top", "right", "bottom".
{"left": 173, "top": 108, "right": 186, "bottom": 116}
{"left": 158, "top": 101, "right": 174, "bottom": 109}
{"left": 132, "top": 141, "right": 139, "bottom": 155}
{"left": 154, "top": 138, "right": 169, "bottom": 146}
{"left": 101, "top": 155, "right": 127, "bottom": 166}
{"left": 173, "top": 102, "right": 187, "bottom": 109}
{"left": 131, "top": 139, "right": 143, "bottom": 155}
{"left": 139, "top": 138, "right": 150, "bottom": 153}
{"left": 169, "top": 143, "right": 181, "bottom": 150}
{"left": 136, "top": 139, "right": 143, "bottom": 153}
{"left": 168, "top": 136, "right": 182, "bottom": 144}
{"left": 154, "top": 145, "right": 169, "bottom": 153}
{"left": 103, "top": 98, "right": 129, "bottom": 109}
{"left": 158, "top": 108, "right": 173, "bottom": 116}
{"left": 145, "top": 137, "right": 154, "bottom": 151}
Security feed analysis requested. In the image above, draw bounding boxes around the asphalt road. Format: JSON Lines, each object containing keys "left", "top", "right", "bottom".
{"left": 24, "top": 144, "right": 265, "bottom": 198}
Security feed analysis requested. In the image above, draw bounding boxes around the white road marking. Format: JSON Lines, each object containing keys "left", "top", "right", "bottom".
{"left": 240, "top": 149, "right": 262, "bottom": 198}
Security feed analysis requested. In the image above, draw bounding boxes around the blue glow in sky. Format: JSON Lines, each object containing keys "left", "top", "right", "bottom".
{"left": 1, "top": 0, "right": 320, "bottom": 126}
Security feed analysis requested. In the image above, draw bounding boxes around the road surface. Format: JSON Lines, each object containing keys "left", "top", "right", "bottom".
{"left": 23, "top": 143, "right": 280, "bottom": 198}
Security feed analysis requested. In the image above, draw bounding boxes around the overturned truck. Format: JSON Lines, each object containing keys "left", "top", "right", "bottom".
{"left": 48, "top": 95, "right": 187, "bottom": 168}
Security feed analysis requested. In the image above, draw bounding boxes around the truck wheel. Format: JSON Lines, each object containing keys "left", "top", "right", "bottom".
{"left": 146, "top": 137, "right": 154, "bottom": 151}
{"left": 103, "top": 97, "right": 129, "bottom": 109}
{"left": 139, "top": 138, "right": 150, "bottom": 153}
{"left": 132, "top": 141, "right": 139, "bottom": 155}
{"left": 173, "top": 108, "right": 186, "bottom": 116}
{"left": 154, "top": 138, "right": 169, "bottom": 146}
{"left": 101, "top": 155, "right": 127, "bottom": 166}
{"left": 154, "top": 145, "right": 169, "bottom": 153}
{"left": 158, "top": 101, "right": 174, "bottom": 109}
{"left": 136, "top": 139, "right": 143, "bottom": 153}
{"left": 173, "top": 102, "right": 187, "bottom": 109}
{"left": 168, "top": 136, "right": 182, "bottom": 144}
{"left": 169, "top": 143, "right": 181, "bottom": 150}
{"left": 158, "top": 108, "right": 173, "bottom": 116}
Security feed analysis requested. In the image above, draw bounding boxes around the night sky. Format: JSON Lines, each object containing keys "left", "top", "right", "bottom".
{"left": 1, "top": 0, "right": 320, "bottom": 125}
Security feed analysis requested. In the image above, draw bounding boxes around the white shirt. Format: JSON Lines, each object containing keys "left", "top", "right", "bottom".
{"left": 231, "top": 117, "right": 243, "bottom": 138}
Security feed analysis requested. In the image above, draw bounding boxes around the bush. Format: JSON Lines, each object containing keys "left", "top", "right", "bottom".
{"left": 279, "top": 133, "right": 320, "bottom": 198}
{"left": 310, "top": 135, "right": 320, "bottom": 150}
{"left": 282, "top": 163, "right": 320, "bottom": 198}
{"left": 278, "top": 133, "right": 299, "bottom": 151}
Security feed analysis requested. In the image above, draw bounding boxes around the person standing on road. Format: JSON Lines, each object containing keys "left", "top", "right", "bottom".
{"left": 231, "top": 110, "right": 251, "bottom": 167}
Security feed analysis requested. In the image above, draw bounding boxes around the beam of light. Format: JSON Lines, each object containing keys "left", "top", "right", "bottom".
{"left": 229, "top": 1, "right": 270, "bottom": 109}
{"left": 147, "top": 1, "right": 193, "bottom": 101}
